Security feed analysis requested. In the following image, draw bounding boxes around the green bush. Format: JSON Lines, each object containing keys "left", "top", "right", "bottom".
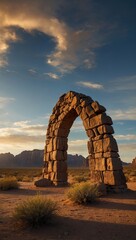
{"left": 0, "top": 177, "right": 19, "bottom": 190}
{"left": 67, "top": 182, "right": 99, "bottom": 204}
{"left": 13, "top": 195, "right": 57, "bottom": 227}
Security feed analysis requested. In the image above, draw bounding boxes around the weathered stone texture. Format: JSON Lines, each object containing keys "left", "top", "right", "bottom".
{"left": 40, "top": 91, "right": 126, "bottom": 192}
{"left": 95, "top": 158, "right": 106, "bottom": 171}
{"left": 87, "top": 140, "right": 94, "bottom": 154}
{"left": 103, "top": 170, "right": 126, "bottom": 186}
{"left": 91, "top": 101, "right": 106, "bottom": 114}
{"left": 103, "top": 135, "right": 118, "bottom": 152}
{"left": 106, "top": 157, "right": 122, "bottom": 170}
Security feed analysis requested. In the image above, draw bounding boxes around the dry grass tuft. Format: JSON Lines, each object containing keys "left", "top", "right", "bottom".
{"left": 0, "top": 176, "right": 19, "bottom": 190}
{"left": 13, "top": 195, "right": 57, "bottom": 227}
{"left": 67, "top": 182, "right": 99, "bottom": 204}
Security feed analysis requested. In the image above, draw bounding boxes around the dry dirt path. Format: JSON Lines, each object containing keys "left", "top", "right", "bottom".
{"left": 0, "top": 182, "right": 136, "bottom": 240}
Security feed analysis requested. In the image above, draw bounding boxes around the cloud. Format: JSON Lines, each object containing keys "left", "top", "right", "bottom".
{"left": 44, "top": 72, "right": 60, "bottom": 79}
{"left": 108, "top": 107, "right": 136, "bottom": 120}
{"left": 115, "top": 134, "right": 136, "bottom": 141}
{"left": 68, "top": 139, "right": 88, "bottom": 157}
{"left": 0, "top": 134, "right": 44, "bottom": 144}
{"left": 28, "top": 69, "right": 37, "bottom": 74}
{"left": 0, "top": 120, "right": 46, "bottom": 154}
{"left": 0, "top": 0, "right": 111, "bottom": 72}
{"left": 0, "top": 97, "right": 15, "bottom": 108}
{"left": 0, "top": 28, "right": 19, "bottom": 67}
{"left": 118, "top": 143, "right": 136, "bottom": 163}
{"left": 76, "top": 81, "right": 104, "bottom": 89}
{"left": 108, "top": 74, "right": 136, "bottom": 91}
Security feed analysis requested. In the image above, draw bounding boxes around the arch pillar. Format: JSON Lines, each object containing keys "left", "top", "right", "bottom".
{"left": 36, "top": 91, "right": 127, "bottom": 192}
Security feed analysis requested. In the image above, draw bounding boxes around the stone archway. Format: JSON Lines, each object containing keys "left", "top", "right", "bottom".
{"left": 41, "top": 91, "right": 126, "bottom": 192}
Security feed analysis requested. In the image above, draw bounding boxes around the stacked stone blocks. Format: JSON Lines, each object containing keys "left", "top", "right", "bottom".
{"left": 43, "top": 91, "right": 126, "bottom": 192}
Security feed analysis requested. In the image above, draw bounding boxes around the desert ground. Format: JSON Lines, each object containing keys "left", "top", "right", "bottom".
{"left": 0, "top": 175, "right": 136, "bottom": 240}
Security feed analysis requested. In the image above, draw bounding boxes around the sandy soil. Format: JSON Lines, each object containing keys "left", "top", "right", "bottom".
{"left": 0, "top": 182, "right": 136, "bottom": 240}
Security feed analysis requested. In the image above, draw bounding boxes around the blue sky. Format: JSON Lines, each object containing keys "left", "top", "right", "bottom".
{"left": 0, "top": 0, "right": 136, "bottom": 162}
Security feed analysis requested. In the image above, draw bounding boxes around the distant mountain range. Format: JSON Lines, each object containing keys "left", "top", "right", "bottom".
{"left": 0, "top": 150, "right": 87, "bottom": 168}
{"left": 0, "top": 149, "right": 129, "bottom": 168}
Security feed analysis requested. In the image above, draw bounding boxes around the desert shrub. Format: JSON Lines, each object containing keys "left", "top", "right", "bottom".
{"left": 22, "top": 176, "right": 33, "bottom": 182}
{"left": 73, "top": 176, "right": 88, "bottom": 183}
{"left": 67, "top": 182, "right": 99, "bottom": 204}
{"left": 0, "top": 176, "right": 19, "bottom": 190}
{"left": 13, "top": 195, "right": 57, "bottom": 227}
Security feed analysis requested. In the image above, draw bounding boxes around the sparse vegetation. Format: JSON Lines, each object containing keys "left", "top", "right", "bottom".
{"left": 13, "top": 195, "right": 57, "bottom": 227}
{"left": 0, "top": 176, "right": 19, "bottom": 190}
{"left": 0, "top": 168, "right": 42, "bottom": 182}
{"left": 73, "top": 175, "right": 89, "bottom": 183}
{"left": 123, "top": 166, "right": 136, "bottom": 182}
{"left": 67, "top": 182, "right": 99, "bottom": 204}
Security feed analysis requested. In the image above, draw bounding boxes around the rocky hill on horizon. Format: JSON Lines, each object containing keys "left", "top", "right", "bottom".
{"left": 0, "top": 149, "right": 130, "bottom": 168}
{"left": 0, "top": 149, "right": 87, "bottom": 168}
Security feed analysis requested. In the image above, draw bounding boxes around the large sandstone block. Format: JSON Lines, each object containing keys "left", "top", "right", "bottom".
{"left": 95, "top": 152, "right": 103, "bottom": 158}
{"left": 54, "top": 171, "right": 67, "bottom": 182}
{"left": 53, "top": 160, "right": 67, "bottom": 172}
{"left": 88, "top": 157, "right": 95, "bottom": 170}
{"left": 90, "top": 170, "right": 104, "bottom": 183}
{"left": 34, "top": 178, "right": 53, "bottom": 187}
{"left": 75, "top": 105, "right": 82, "bottom": 115}
{"left": 103, "top": 170, "right": 126, "bottom": 185}
{"left": 58, "top": 112, "right": 66, "bottom": 121}
{"left": 53, "top": 137, "right": 68, "bottom": 151}
{"left": 87, "top": 140, "right": 94, "bottom": 154}
{"left": 48, "top": 161, "right": 53, "bottom": 172}
{"left": 103, "top": 151, "right": 119, "bottom": 158}
{"left": 52, "top": 150, "right": 66, "bottom": 161}
{"left": 49, "top": 172, "right": 55, "bottom": 181}
{"left": 70, "top": 95, "right": 80, "bottom": 109}
{"left": 92, "top": 135, "right": 103, "bottom": 141}
{"left": 95, "top": 158, "right": 106, "bottom": 171}
{"left": 97, "top": 125, "right": 114, "bottom": 135}
{"left": 54, "top": 128, "right": 70, "bottom": 137}
{"left": 86, "top": 129, "right": 95, "bottom": 138}
{"left": 63, "top": 104, "right": 70, "bottom": 113}
{"left": 80, "top": 108, "right": 88, "bottom": 120}
{"left": 106, "top": 157, "right": 122, "bottom": 170}
{"left": 44, "top": 152, "right": 50, "bottom": 161}
{"left": 85, "top": 105, "right": 96, "bottom": 117}
{"left": 91, "top": 101, "right": 106, "bottom": 114}
{"left": 93, "top": 139, "right": 103, "bottom": 153}
{"left": 89, "top": 113, "right": 113, "bottom": 129}
{"left": 49, "top": 114, "right": 56, "bottom": 122}
{"left": 80, "top": 98, "right": 92, "bottom": 107}
{"left": 43, "top": 161, "right": 48, "bottom": 174}
{"left": 46, "top": 141, "right": 53, "bottom": 152}
{"left": 83, "top": 117, "right": 90, "bottom": 130}
{"left": 103, "top": 135, "right": 118, "bottom": 152}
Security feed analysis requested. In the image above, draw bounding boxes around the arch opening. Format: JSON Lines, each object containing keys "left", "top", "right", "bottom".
{"left": 36, "top": 91, "right": 127, "bottom": 192}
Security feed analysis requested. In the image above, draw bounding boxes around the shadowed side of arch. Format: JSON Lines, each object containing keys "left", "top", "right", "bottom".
{"left": 40, "top": 91, "right": 126, "bottom": 192}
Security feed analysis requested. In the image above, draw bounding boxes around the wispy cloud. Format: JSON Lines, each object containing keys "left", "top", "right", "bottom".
{"left": 108, "top": 107, "right": 136, "bottom": 120}
{"left": 108, "top": 74, "right": 136, "bottom": 91}
{"left": 76, "top": 81, "right": 104, "bottom": 89}
{"left": 44, "top": 72, "right": 60, "bottom": 79}
{"left": 0, "top": 120, "right": 46, "bottom": 154}
{"left": 68, "top": 139, "right": 88, "bottom": 157}
{"left": 115, "top": 134, "right": 136, "bottom": 141}
{"left": 0, "top": 97, "right": 15, "bottom": 108}
{"left": 0, "top": 0, "right": 112, "bottom": 72}
{"left": 28, "top": 68, "right": 37, "bottom": 74}
{"left": 0, "top": 28, "right": 19, "bottom": 67}
{"left": 118, "top": 143, "right": 136, "bottom": 163}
